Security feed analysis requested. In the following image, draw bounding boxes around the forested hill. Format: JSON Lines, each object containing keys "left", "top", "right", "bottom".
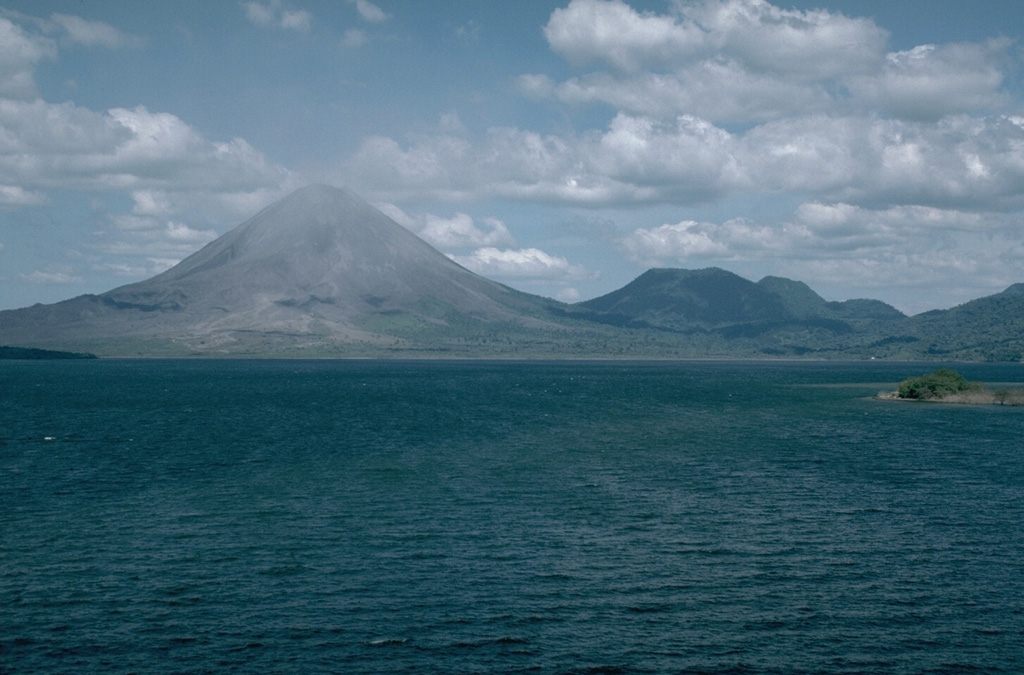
{"left": 0, "top": 346, "right": 98, "bottom": 360}
{"left": 565, "top": 268, "right": 1023, "bottom": 361}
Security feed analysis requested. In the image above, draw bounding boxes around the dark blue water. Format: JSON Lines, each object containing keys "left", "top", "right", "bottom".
{"left": 2, "top": 360, "right": 1022, "bottom": 674}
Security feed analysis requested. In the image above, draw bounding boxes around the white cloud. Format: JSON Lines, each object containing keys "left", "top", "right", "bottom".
{"left": 242, "top": 1, "right": 311, "bottom": 32}
{"left": 374, "top": 202, "right": 593, "bottom": 295}
{"left": 0, "top": 12, "right": 138, "bottom": 103}
{"left": 741, "top": 114, "right": 1024, "bottom": 209}
{"left": 846, "top": 40, "right": 1012, "bottom": 120}
{"left": 0, "top": 16, "right": 56, "bottom": 99}
{"left": 243, "top": 2, "right": 274, "bottom": 26}
{"left": 546, "top": 0, "right": 887, "bottom": 77}
{"left": 49, "top": 13, "right": 143, "bottom": 48}
{"left": 348, "top": 0, "right": 389, "bottom": 23}
{"left": 378, "top": 203, "right": 516, "bottom": 249}
{"left": 131, "top": 190, "right": 173, "bottom": 216}
{"left": 280, "top": 10, "right": 312, "bottom": 32}
{"left": 341, "top": 114, "right": 741, "bottom": 205}
{"left": 681, "top": 0, "right": 887, "bottom": 79}
{"left": 0, "top": 184, "right": 47, "bottom": 207}
{"left": 622, "top": 220, "right": 730, "bottom": 262}
{"left": 539, "top": 0, "right": 888, "bottom": 124}
{"left": 343, "top": 108, "right": 1024, "bottom": 213}
{"left": 341, "top": 29, "right": 368, "bottom": 49}
{"left": 0, "top": 100, "right": 291, "bottom": 196}
{"left": 545, "top": 0, "right": 703, "bottom": 72}
{"left": 555, "top": 287, "right": 582, "bottom": 303}
{"left": 20, "top": 268, "right": 83, "bottom": 284}
{"left": 449, "top": 247, "right": 594, "bottom": 281}
{"left": 167, "top": 221, "right": 217, "bottom": 243}
{"left": 625, "top": 202, "right": 1019, "bottom": 266}
{"left": 516, "top": 74, "right": 555, "bottom": 99}
{"left": 93, "top": 216, "right": 218, "bottom": 266}
{"left": 421, "top": 214, "right": 514, "bottom": 249}
{"left": 534, "top": 0, "right": 1013, "bottom": 127}
{"left": 549, "top": 64, "right": 835, "bottom": 124}
{"left": 94, "top": 259, "right": 179, "bottom": 279}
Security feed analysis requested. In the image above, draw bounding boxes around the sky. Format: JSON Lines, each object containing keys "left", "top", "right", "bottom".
{"left": 1, "top": 0, "right": 1022, "bottom": 314}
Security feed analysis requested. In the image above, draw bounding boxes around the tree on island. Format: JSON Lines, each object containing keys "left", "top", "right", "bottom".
{"left": 896, "top": 368, "right": 984, "bottom": 400}
{"left": 889, "top": 368, "right": 1023, "bottom": 405}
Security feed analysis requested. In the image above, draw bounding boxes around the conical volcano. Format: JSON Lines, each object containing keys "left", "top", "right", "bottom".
{"left": 0, "top": 185, "right": 563, "bottom": 355}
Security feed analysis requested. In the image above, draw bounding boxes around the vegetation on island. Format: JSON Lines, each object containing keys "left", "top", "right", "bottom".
{"left": 0, "top": 346, "right": 98, "bottom": 360}
{"left": 882, "top": 368, "right": 1024, "bottom": 405}
{"left": 897, "top": 368, "right": 982, "bottom": 399}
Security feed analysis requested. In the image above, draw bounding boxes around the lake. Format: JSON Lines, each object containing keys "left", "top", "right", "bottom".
{"left": 2, "top": 359, "right": 1022, "bottom": 674}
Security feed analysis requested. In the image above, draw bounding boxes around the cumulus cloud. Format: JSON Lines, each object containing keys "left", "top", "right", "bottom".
{"left": 242, "top": 1, "right": 312, "bottom": 32}
{"left": 846, "top": 40, "right": 1012, "bottom": 120}
{"left": 0, "top": 16, "right": 57, "bottom": 99}
{"left": 531, "top": 0, "right": 1011, "bottom": 126}
{"left": 625, "top": 202, "right": 1018, "bottom": 266}
{"left": 339, "top": 0, "right": 1021, "bottom": 214}
{"left": 20, "top": 268, "right": 83, "bottom": 284}
{"left": 342, "top": 114, "right": 742, "bottom": 204}
{"left": 0, "top": 100, "right": 290, "bottom": 196}
{"left": 546, "top": 0, "right": 886, "bottom": 77}
{"left": 343, "top": 110, "right": 1024, "bottom": 213}
{"left": 0, "top": 13, "right": 295, "bottom": 220}
{"left": 96, "top": 215, "right": 218, "bottom": 264}
{"left": 49, "top": 13, "right": 143, "bottom": 48}
{"left": 741, "top": 114, "right": 1024, "bottom": 209}
{"left": 374, "top": 202, "right": 591, "bottom": 295}
{"left": 377, "top": 203, "right": 516, "bottom": 249}
{"left": 372, "top": 200, "right": 594, "bottom": 294}
{"left": 544, "top": 0, "right": 704, "bottom": 72}
{"left": 449, "top": 247, "right": 594, "bottom": 281}
{"left": 94, "top": 259, "right": 180, "bottom": 279}
{"left": 348, "top": 0, "right": 389, "bottom": 23}
{"left": 342, "top": 29, "right": 369, "bottom": 49}
{"left": 536, "top": 0, "right": 888, "bottom": 124}
{"left": 0, "top": 184, "right": 47, "bottom": 207}
{"left": 622, "top": 220, "right": 730, "bottom": 262}
{"left": 131, "top": 190, "right": 173, "bottom": 217}
{"left": 0, "top": 14, "right": 291, "bottom": 208}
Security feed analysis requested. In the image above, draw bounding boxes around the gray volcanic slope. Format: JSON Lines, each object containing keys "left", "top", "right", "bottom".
{"left": 0, "top": 185, "right": 561, "bottom": 354}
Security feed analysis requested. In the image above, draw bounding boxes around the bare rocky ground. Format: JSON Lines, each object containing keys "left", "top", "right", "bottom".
{"left": 875, "top": 388, "right": 1024, "bottom": 405}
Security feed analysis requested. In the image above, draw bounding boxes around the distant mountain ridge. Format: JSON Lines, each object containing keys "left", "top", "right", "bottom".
{"left": 0, "top": 185, "right": 1021, "bottom": 360}
{"left": 570, "top": 266, "right": 1021, "bottom": 360}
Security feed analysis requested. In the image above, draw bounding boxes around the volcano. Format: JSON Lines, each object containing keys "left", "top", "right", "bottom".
{"left": 0, "top": 185, "right": 564, "bottom": 355}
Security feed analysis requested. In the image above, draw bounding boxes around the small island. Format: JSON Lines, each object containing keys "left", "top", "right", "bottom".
{"left": 877, "top": 368, "right": 1023, "bottom": 405}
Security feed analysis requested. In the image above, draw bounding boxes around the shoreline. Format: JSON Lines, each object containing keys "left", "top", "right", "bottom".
{"left": 874, "top": 390, "right": 1024, "bottom": 406}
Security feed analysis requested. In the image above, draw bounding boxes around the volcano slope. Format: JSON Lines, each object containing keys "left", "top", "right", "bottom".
{"left": 0, "top": 185, "right": 597, "bottom": 356}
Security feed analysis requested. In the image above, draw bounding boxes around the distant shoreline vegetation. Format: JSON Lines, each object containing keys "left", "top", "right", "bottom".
{"left": 877, "top": 368, "right": 1024, "bottom": 405}
{"left": 0, "top": 346, "right": 98, "bottom": 360}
